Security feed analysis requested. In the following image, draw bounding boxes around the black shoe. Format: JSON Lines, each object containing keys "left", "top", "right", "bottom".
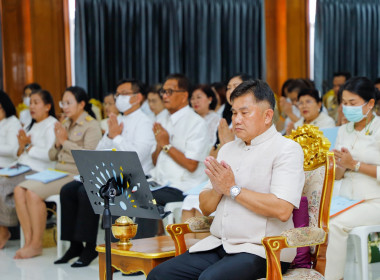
{"left": 122, "top": 272, "right": 144, "bottom": 276}
{"left": 71, "top": 249, "right": 98, "bottom": 268}
{"left": 54, "top": 243, "right": 84, "bottom": 264}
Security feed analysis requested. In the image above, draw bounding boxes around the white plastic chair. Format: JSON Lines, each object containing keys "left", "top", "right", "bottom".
{"left": 348, "top": 225, "right": 380, "bottom": 280}
{"left": 20, "top": 194, "right": 63, "bottom": 258}
{"left": 163, "top": 202, "right": 183, "bottom": 235}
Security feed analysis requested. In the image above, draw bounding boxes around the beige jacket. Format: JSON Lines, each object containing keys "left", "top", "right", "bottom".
{"left": 49, "top": 112, "right": 102, "bottom": 174}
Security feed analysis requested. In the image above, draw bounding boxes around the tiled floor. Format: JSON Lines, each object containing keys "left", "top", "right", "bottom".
{"left": 1, "top": 235, "right": 380, "bottom": 280}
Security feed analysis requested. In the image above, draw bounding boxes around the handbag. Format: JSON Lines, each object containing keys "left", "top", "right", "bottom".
{"left": 43, "top": 207, "right": 57, "bottom": 248}
{"left": 368, "top": 232, "right": 380, "bottom": 263}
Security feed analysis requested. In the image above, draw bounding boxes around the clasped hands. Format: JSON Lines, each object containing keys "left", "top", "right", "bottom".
{"left": 279, "top": 96, "right": 293, "bottom": 116}
{"left": 17, "top": 129, "right": 31, "bottom": 149}
{"left": 54, "top": 122, "right": 68, "bottom": 147}
{"left": 153, "top": 122, "right": 170, "bottom": 148}
{"left": 204, "top": 156, "right": 236, "bottom": 196}
{"left": 333, "top": 147, "right": 356, "bottom": 170}
{"left": 107, "top": 113, "right": 123, "bottom": 139}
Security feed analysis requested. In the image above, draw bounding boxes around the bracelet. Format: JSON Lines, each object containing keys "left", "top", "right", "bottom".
{"left": 354, "top": 161, "right": 361, "bottom": 172}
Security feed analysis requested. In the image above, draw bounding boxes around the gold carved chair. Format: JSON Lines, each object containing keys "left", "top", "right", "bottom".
{"left": 166, "top": 125, "right": 335, "bottom": 279}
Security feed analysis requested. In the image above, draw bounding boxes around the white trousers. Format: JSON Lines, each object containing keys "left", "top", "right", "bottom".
{"left": 325, "top": 198, "right": 380, "bottom": 280}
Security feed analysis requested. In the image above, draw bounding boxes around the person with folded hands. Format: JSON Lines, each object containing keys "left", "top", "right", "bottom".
{"left": 13, "top": 86, "right": 101, "bottom": 259}
{"left": 0, "top": 89, "right": 57, "bottom": 250}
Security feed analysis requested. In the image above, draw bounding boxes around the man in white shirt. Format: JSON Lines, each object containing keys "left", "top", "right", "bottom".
{"left": 96, "top": 79, "right": 155, "bottom": 174}
{"left": 135, "top": 74, "right": 210, "bottom": 238}
{"left": 148, "top": 79, "right": 305, "bottom": 280}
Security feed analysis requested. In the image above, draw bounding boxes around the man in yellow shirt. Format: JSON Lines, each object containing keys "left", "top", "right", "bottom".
{"left": 323, "top": 72, "right": 351, "bottom": 124}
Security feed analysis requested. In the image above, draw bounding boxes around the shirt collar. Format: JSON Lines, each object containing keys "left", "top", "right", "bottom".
{"left": 123, "top": 108, "right": 141, "bottom": 119}
{"left": 74, "top": 112, "right": 88, "bottom": 126}
{"left": 236, "top": 124, "right": 277, "bottom": 147}
{"left": 170, "top": 105, "right": 190, "bottom": 125}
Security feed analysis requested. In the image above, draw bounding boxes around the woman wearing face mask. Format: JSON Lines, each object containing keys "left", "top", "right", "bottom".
{"left": 325, "top": 77, "right": 380, "bottom": 280}
{"left": 0, "top": 89, "right": 57, "bottom": 249}
{"left": 18, "top": 83, "right": 42, "bottom": 127}
{"left": 13, "top": 86, "right": 102, "bottom": 259}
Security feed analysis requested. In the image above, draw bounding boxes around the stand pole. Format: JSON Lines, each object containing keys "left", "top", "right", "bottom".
{"left": 103, "top": 198, "right": 112, "bottom": 280}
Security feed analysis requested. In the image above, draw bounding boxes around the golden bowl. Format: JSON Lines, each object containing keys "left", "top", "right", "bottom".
{"left": 111, "top": 216, "right": 138, "bottom": 248}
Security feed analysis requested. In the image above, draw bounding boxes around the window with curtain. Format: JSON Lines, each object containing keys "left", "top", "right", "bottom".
{"left": 74, "top": 0, "right": 265, "bottom": 99}
{"left": 314, "top": 0, "right": 380, "bottom": 93}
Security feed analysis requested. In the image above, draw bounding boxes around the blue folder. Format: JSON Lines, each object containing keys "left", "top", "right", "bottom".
{"left": 25, "top": 169, "right": 68, "bottom": 183}
{"left": 0, "top": 165, "right": 31, "bottom": 177}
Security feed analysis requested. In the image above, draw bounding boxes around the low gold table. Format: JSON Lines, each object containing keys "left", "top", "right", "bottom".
{"left": 96, "top": 235, "right": 198, "bottom": 279}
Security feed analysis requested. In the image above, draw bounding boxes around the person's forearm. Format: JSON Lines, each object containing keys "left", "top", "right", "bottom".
{"left": 152, "top": 145, "right": 161, "bottom": 166}
{"left": 199, "top": 189, "right": 223, "bottom": 216}
{"left": 287, "top": 112, "right": 300, "bottom": 123}
{"left": 166, "top": 146, "right": 198, "bottom": 172}
{"left": 355, "top": 162, "right": 377, "bottom": 179}
{"left": 235, "top": 188, "right": 294, "bottom": 222}
{"left": 335, "top": 166, "right": 346, "bottom": 180}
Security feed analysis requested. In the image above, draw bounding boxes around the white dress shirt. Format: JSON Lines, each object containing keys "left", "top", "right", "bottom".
{"left": 18, "top": 116, "right": 57, "bottom": 171}
{"left": 19, "top": 109, "right": 32, "bottom": 127}
{"left": 203, "top": 111, "right": 221, "bottom": 145}
{"left": 294, "top": 112, "right": 336, "bottom": 129}
{"left": 335, "top": 116, "right": 380, "bottom": 200}
{"left": 141, "top": 100, "right": 156, "bottom": 122}
{"left": 190, "top": 125, "right": 305, "bottom": 263}
{"left": 0, "top": 115, "right": 22, "bottom": 167}
{"left": 149, "top": 105, "right": 211, "bottom": 192}
{"left": 96, "top": 109, "right": 155, "bottom": 174}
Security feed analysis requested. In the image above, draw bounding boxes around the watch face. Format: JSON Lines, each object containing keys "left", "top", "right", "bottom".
{"left": 231, "top": 186, "right": 240, "bottom": 197}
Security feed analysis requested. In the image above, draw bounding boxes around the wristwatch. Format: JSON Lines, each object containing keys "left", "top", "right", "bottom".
{"left": 230, "top": 185, "right": 241, "bottom": 200}
{"left": 163, "top": 144, "right": 172, "bottom": 153}
{"left": 24, "top": 143, "right": 31, "bottom": 152}
{"left": 354, "top": 161, "right": 361, "bottom": 172}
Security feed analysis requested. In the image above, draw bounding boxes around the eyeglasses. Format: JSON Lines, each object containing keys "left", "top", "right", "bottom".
{"left": 103, "top": 102, "right": 115, "bottom": 107}
{"left": 59, "top": 101, "right": 76, "bottom": 108}
{"left": 159, "top": 89, "right": 185, "bottom": 97}
{"left": 115, "top": 91, "right": 137, "bottom": 97}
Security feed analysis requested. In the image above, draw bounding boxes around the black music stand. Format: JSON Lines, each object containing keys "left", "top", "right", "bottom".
{"left": 72, "top": 150, "right": 162, "bottom": 280}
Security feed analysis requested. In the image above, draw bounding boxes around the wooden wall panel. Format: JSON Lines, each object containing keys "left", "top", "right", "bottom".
{"left": 1, "top": 0, "right": 67, "bottom": 112}
{"left": 286, "top": 0, "right": 308, "bottom": 79}
{"left": 265, "top": 0, "right": 309, "bottom": 96}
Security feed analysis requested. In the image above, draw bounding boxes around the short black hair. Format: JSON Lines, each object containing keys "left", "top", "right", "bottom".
{"left": 374, "top": 77, "right": 380, "bottom": 85}
{"left": 23, "top": 83, "right": 41, "bottom": 94}
{"left": 339, "top": 77, "right": 380, "bottom": 103}
{"left": 297, "top": 88, "right": 321, "bottom": 103}
{"left": 103, "top": 92, "right": 115, "bottom": 101}
{"left": 116, "top": 78, "right": 147, "bottom": 97}
{"left": 0, "top": 90, "right": 16, "bottom": 117}
{"left": 333, "top": 72, "right": 351, "bottom": 81}
{"left": 287, "top": 79, "right": 315, "bottom": 93}
{"left": 230, "top": 79, "right": 276, "bottom": 110}
{"left": 228, "top": 73, "right": 253, "bottom": 83}
{"left": 165, "top": 73, "right": 191, "bottom": 93}
{"left": 190, "top": 84, "right": 218, "bottom": 110}
{"left": 281, "top": 79, "right": 295, "bottom": 97}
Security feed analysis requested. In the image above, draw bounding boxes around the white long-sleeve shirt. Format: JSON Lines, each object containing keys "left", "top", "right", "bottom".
{"left": 96, "top": 109, "right": 155, "bottom": 174}
{"left": 0, "top": 115, "right": 22, "bottom": 167}
{"left": 18, "top": 116, "right": 57, "bottom": 171}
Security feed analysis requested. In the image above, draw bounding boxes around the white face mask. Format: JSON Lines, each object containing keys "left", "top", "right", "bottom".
{"left": 23, "top": 97, "right": 30, "bottom": 107}
{"left": 115, "top": 95, "right": 132, "bottom": 113}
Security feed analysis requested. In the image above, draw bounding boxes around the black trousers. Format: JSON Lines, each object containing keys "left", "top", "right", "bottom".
{"left": 134, "top": 187, "right": 184, "bottom": 239}
{"left": 147, "top": 245, "right": 290, "bottom": 280}
{"left": 60, "top": 180, "right": 100, "bottom": 243}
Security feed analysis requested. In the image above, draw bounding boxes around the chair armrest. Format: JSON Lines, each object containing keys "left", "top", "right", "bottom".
{"left": 281, "top": 227, "right": 326, "bottom": 247}
{"left": 185, "top": 216, "right": 214, "bottom": 232}
{"left": 166, "top": 216, "right": 213, "bottom": 256}
{"left": 262, "top": 227, "right": 327, "bottom": 279}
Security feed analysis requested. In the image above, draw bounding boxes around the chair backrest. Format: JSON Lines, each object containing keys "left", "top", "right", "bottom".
{"left": 287, "top": 124, "right": 335, "bottom": 273}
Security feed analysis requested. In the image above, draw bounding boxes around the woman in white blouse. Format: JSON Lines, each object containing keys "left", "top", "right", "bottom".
{"left": 0, "top": 89, "right": 57, "bottom": 249}
{"left": 291, "top": 88, "right": 335, "bottom": 132}
{"left": 325, "top": 77, "right": 380, "bottom": 279}
{"left": 190, "top": 85, "right": 220, "bottom": 145}
{"left": 0, "top": 91, "right": 22, "bottom": 168}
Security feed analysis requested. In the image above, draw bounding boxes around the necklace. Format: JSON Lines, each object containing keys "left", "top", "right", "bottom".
{"left": 345, "top": 114, "right": 375, "bottom": 135}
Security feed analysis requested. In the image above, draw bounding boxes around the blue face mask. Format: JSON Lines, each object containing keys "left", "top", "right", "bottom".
{"left": 342, "top": 103, "right": 368, "bottom": 123}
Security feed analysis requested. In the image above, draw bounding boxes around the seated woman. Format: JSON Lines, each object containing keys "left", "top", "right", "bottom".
{"left": 289, "top": 88, "right": 335, "bottom": 133}
{"left": 0, "top": 90, "right": 22, "bottom": 248}
{"left": 100, "top": 92, "right": 119, "bottom": 134}
{"left": 0, "top": 89, "right": 57, "bottom": 249}
{"left": 190, "top": 84, "right": 220, "bottom": 145}
{"left": 147, "top": 83, "right": 168, "bottom": 120}
{"left": 13, "top": 86, "right": 102, "bottom": 259}
{"left": 325, "top": 77, "right": 380, "bottom": 279}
